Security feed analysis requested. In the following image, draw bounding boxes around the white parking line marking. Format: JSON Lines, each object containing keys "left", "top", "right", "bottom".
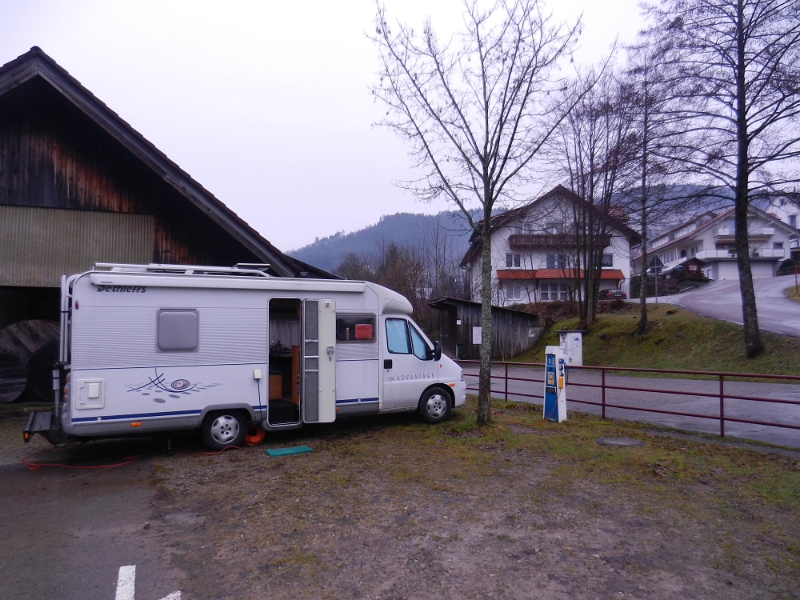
{"left": 114, "top": 564, "right": 181, "bottom": 600}
{"left": 115, "top": 565, "right": 136, "bottom": 600}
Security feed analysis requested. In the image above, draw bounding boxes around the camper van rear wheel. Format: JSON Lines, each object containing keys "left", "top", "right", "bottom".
{"left": 202, "top": 411, "right": 246, "bottom": 450}
{"left": 418, "top": 387, "right": 451, "bottom": 424}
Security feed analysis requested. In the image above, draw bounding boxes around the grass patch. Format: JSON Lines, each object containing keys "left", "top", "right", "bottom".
{"left": 515, "top": 304, "right": 800, "bottom": 376}
{"left": 155, "top": 396, "right": 800, "bottom": 598}
{"left": 788, "top": 284, "right": 800, "bottom": 305}
{"left": 488, "top": 400, "right": 800, "bottom": 510}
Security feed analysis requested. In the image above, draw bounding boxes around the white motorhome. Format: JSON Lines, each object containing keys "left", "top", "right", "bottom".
{"left": 24, "top": 264, "right": 466, "bottom": 449}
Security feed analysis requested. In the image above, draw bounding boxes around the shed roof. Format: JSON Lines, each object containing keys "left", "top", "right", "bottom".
{"left": 428, "top": 296, "right": 540, "bottom": 318}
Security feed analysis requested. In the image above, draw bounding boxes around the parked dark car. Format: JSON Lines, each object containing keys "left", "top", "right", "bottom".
{"left": 662, "top": 264, "right": 686, "bottom": 279}
{"left": 599, "top": 289, "right": 627, "bottom": 300}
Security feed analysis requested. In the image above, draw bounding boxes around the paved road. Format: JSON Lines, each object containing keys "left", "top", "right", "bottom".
{"left": 466, "top": 365, "right": 800, "bottom": 449}
{"left": 0, "top": 421, "right": 185, "bottom": 600}
{"left": 652, "top": 276, "right": 800, "bottom": 337}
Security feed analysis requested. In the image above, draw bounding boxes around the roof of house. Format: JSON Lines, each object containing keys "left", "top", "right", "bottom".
{"left": 0, "top": 47, "right": 329, "bottom": 278}
{"left": 460, "top": 185, "right": 642, "bottom": 267}
{"left": 634, "top": 204, "right": 799, "bottom": 261}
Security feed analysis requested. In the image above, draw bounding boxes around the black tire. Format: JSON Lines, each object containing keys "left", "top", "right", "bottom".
{"left": 201, "top": 411, "right": 246, "bottom": 450}
{"left": 418, "top": 386, "right": 452, "bottom": 424}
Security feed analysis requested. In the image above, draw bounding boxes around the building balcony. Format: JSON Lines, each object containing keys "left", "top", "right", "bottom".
{"left": 713, "top": 227, "right": 774, "bottom": 239}
{"left": 695, "top": 248, "right": 786, "bottom": 260}
{"left": 508, "top": 233, "right": 611, "bottom": 249}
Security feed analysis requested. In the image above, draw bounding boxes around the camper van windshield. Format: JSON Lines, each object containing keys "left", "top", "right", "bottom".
{"left": 386, "top": 318, "right": 430, "bottom": 360}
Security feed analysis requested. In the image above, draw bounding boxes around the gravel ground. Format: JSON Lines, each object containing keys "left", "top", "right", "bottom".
{"left": 4, "top": 404, "right": 799, "bottom": 599}
{"left": 150, "top": 410, "right": 799, "bottom": 600}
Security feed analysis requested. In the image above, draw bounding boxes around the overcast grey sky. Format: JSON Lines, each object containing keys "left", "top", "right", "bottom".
{"left": 0, "top": 0, "right": 643, "bottom": 253}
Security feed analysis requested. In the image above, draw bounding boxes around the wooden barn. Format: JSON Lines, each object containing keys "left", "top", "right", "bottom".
{"left": 0, "top": 47, "right": 330, "bottom": 401}
{"left": 428, "top": 297, "right": 546, "bottom": 361}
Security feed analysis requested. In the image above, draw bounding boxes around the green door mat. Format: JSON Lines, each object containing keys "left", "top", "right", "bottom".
{"left": 266, "top": 445, "right": 312, "bottom": 457}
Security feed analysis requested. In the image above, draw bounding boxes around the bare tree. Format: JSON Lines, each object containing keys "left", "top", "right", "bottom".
{"left": 334, "top": 252, "right": 375, "bottom": 281}
{"left": 553, "top": 70, "right": 639, "bottom": 326}
{"left": 622, "top": 43, "right": 693, "bottom": 336}
{"left": 645, "top": 0, "right": 800, "bottom": 357}
{"left": 375, "top": 242, "right": 433, "bottom": 330}
{"left": 423, "top": 215, "right": 473, "bottom": 300}
{"left": 371, "top": 0, "right": 582, "bottom": 424}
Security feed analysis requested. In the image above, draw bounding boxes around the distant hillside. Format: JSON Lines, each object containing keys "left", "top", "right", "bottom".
{"left": 288, "top": 211, "right": 475, "bottom": 273}
{"left": 289, "top": 186, "right": 742, "bottom": 273}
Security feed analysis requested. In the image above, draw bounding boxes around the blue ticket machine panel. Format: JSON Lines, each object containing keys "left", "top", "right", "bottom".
{"left": 543, "top": 345, "right": 567, "bottom": 422}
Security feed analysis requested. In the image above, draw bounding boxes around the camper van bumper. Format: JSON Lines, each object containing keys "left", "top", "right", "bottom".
{"left": 452, "top": 381, "right": 467, "bottom": 407}
{"left": 23, "top": 410, "right": 51, "bottom": 442}
{"left": 23, "top": 410, "right": 69, "bottom": 445}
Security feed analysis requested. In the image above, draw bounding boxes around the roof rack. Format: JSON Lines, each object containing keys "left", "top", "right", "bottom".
{"left": 93, "top": 263, "right": 272, "bottom": 278}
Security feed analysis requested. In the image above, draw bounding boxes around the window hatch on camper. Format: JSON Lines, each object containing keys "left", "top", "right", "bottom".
{"left": 158, "top": 309, "right": 199, "bottom": 351}
{"left": 336, "top": 315, "right": 375, "bottom": 342}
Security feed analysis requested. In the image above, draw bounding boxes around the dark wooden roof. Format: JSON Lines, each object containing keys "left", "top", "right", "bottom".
{"left": 0, "top": 47, "right": 327, "bottom": 278}
{"left": 428, "top": 296, "right": 541, "bottom": 318}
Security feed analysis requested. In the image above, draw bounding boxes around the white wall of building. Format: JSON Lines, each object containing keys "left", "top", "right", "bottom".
{"left": 647, "top": 208, "right": 797, "bottom": 282}
{"left": 467, "top": 194, "right": 634, "bottom": 306}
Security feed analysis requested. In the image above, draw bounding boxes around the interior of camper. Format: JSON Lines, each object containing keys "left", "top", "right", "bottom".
{"left": 268, "top": 298, "right": 302, "bottom": 425}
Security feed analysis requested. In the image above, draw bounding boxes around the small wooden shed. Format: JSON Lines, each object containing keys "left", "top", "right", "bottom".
{"left": 428, "top": 297, "right": 546, "bottom": 361}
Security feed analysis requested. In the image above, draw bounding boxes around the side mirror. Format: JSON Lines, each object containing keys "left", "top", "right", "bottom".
{"left": 432, "top": 340, "right": 442, "bottom": 361}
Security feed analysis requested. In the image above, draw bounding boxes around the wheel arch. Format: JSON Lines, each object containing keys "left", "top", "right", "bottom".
{"left": 198, "top": 404, "right": 255, "bottom": 427}
{"left": 420, "top": 383, "right": 454, "bottom": 406}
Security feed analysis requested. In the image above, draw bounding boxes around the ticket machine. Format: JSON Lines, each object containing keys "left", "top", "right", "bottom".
{"left": 543, "top": 345, "right": 567, "bottom": 422}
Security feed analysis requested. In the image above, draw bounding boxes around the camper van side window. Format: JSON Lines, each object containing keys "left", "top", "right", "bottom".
{"left": 336, "top": 315, "right": 375, "bottom": 342}
{"left": 158, "top": 310, "right": 199, "bottom": 352}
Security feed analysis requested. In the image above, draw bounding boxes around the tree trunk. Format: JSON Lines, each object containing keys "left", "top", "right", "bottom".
{"left": 477, "top": 223, "right": 493, "bottom": 426}
{"left": 734, "top": 0, "right": 763, "bottom": 358}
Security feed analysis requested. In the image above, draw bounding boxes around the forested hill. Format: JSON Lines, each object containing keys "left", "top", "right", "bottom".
{"left": 287, "top": 211, "right": 475, "bottom": 273}
{"left": 287, "top": 185, "right": 736, "bottom": 274}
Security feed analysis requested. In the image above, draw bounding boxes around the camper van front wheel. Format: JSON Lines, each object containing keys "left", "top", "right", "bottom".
{"left": 418, "top": 387, "right": 451, "bottom": 424}
{"left": 202, "top": 411, "right": 246, "bottom": 450}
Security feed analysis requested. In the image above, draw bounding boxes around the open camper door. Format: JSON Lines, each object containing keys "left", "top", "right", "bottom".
{"left": 302, "top": 299, "right": 336, "bottom": 423}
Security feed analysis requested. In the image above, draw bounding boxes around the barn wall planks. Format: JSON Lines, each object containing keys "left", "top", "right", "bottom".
{"left": 0, "top": 206, "right": 153, "bottom": 286}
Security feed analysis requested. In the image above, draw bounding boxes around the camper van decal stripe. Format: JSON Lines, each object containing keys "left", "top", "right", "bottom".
{"left": 336, "top": 397, "right": 379, "bottom": 405}
{"left": 72, "top": 409, "right": 202, "bottom": 423}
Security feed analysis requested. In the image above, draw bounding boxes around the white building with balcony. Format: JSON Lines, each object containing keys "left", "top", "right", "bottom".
{"left": 460, "top": 186, "right": 641, "bottom": 306}
{"left": 634, "top": 206, "right": 799, "bottom": 280}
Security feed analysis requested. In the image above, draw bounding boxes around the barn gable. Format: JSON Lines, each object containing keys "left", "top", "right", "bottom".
{"left": 0, "top": 46, "right": 317, "bottom": 284}
{"left": 0, "top": 47, "right": 333, "bottom": 401}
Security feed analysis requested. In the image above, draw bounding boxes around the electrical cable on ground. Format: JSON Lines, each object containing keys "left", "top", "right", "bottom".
{"left": 20, "top": 444, "right": 143, "bottom": 471}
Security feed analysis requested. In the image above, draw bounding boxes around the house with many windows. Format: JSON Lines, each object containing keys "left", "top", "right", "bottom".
{"left": 632, "top": 205, "right": 799, "bottom": 280}
{"left": 459, "top": 186, "right": 641, "bottom": 306}
{"left": 752, "top": 193, "right": 800, "bottom": 255}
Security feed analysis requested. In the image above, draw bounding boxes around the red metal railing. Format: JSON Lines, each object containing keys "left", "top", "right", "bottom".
{"left": 456, "top": 360, "right": 800, "bottom": 440}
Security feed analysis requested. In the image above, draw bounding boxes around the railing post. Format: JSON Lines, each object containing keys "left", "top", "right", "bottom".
{"left": 601, "top": 368, "right": 606, "bottom": 420}
{"left": 719, "top": 374, "right": 725, "bottom": 438}
{"left": 504, "top": 362, "right": 509, "bottom": 401}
